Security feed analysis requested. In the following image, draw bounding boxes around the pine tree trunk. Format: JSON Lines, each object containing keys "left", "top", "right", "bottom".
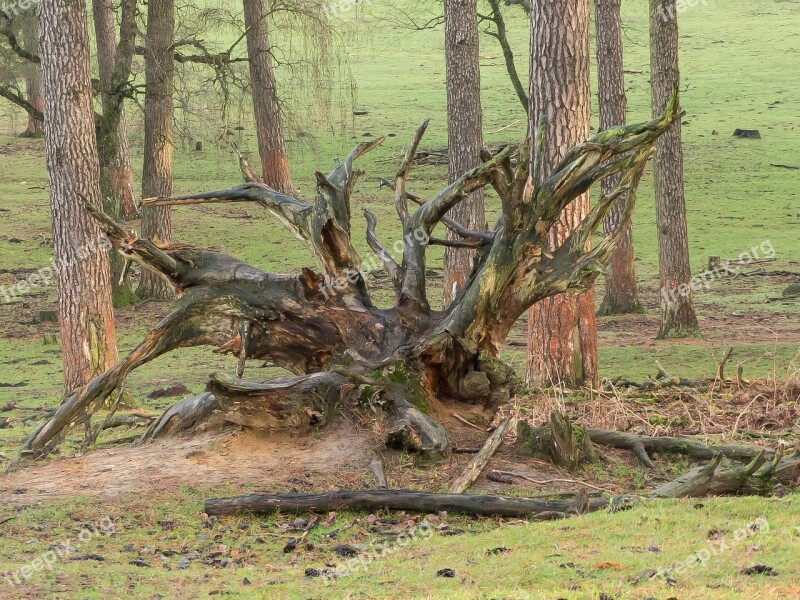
{"left": 243, "top": 0, "right": 294, "bottom": 194}
{"left": 19, "top": 9, "right": 44, "bottom": 137}
{"left": 38, "top": 0, "right": 118, "bottom": 392}
{"left": 596, "top": 0, "right": 640, "bottom": 315}
{"left": 93, "top": 0, "right": 137, "bottom": 220}
{"left": 138, "top": 0, "right": 176, "bottom": 300}
{"left": 526, "top": 0, "right": 598, "bottom": 388}
{"left": 442, "top": 0, "right": 484, "bottom": 307}
{"left": 650, "top": 0, "right": 698, "bottom": 338}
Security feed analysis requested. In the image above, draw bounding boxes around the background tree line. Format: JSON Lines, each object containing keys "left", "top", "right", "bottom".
{"left": 0, "top": 0, "right": 697, "bottom": 397}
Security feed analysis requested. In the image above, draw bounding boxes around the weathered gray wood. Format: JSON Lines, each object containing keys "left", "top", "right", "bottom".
{"left": 370, "top": 452, "right": 387, "bottom": 489}
{"left": 204, "top": 489, "right": 608, "bottom": 518}
{"left": 650, "top": 454, "right": 723, "bottom": 498}
{"left": 449, "top": 418, "right": 510, "bottom": 494}
{"left": 586, "top": 429, "right": 773, "bottom": 462}
{"left": 516, "top": 413, "right": 597, "bottom": 469}
{"left": 18, "top": 100, "right": 681, "bottom": 459}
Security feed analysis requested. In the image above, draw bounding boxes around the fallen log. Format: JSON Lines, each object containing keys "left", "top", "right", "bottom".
{"left": 204, "top": 489, "right": 607, "bottom": 519}
{"left": 585, "top": 428, "right": 774, "bottom": 468}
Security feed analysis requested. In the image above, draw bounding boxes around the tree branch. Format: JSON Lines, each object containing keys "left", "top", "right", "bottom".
{"left": 0, "top": 16, "right": 40, "bottom": 63}
{"left": 364, "top": 209, "right": 401, "bottom": 293}
{"left": 0, "top": 83, "right": 43, "bottom": 121}
{"left": 394, "top": 119, "right": 429, "bottom": 227}
{"left": 398, "top": 145, "right": 514, "bottom": 321}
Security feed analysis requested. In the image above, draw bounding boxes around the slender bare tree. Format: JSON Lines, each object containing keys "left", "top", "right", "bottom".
{"left": 38, "top": 0, "right": 118, "bottom": 391}
{"left": 442, "top": 0, "right": 485, "bottom": 307}
{"left": 93, "top": 0, "right": 137, "bottom": 220}
{"left": 138, "top": 0, "right": 176, "bottom": 300}
{"left": 650, "top": 0, "right": 698, "bottom": 337}
{"left": 242, "top": 0, "right": 294, "bottom": 194}
{"left": 18, "top": 8, "right": 43, "bottom": 137}
{"left": 526, "top": 0, "right": 598, "bottom": 388}
{"left": 596, "top": 0, "right": 640, "bottom": 315}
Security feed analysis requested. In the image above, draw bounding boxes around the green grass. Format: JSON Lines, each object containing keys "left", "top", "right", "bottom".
{"left": 0, "top": 490, "right": 798, "bottom": 599}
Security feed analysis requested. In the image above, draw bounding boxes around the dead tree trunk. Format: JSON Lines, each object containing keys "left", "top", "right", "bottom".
{"left": 242, "top": 0, "right": 294, "bottom": 194}
{"left": 595, "top": 0, "right": 640, "bottom": 315}
{"left": 526, "top": 0, "right": 598, "bottom": 388}
{"left": 442, "top": 0, "right": 485, "bottom": 307}
{"left": 650, "top": 0, "right": 698, "bottom": 338}
{"left": 19, "top": 96, "right": 682, "bottom": 459}
{"left": 138, "top": 0, "right": 176, "bottom": 300}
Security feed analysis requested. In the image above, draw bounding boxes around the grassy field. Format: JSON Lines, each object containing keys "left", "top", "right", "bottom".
{"left": 1, "top": 490, "right": 799, "bottom": 599}
{"left": 0, "top": 0, "right": 799, "bottom": 597}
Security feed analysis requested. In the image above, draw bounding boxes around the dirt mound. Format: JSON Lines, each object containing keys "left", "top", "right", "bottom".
{"left": 0, "top": 422, "right": 370, "bottom": 504}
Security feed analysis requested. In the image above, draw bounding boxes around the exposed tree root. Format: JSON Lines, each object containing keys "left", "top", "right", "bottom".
{"left": 16, "top": 95, "right": 682, "bottom": 464}
{"left": 517, "top": 411, "right": 798, "bottom": 499}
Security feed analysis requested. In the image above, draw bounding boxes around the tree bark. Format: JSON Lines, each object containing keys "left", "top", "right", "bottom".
{"left": 526, "top": 0, "right": 598, "bottom": 388}
{"left": 18, "top": 9, "right": 43, "bottom": 137}
{"left": 138, "top": 0, "right": 176, "bottom": 300}
{"left": 442, "top": 0, "right": 484, "bottom": 307}
{"left": 595, "top": 0, "right": 640, "bottom": 315}
{"left": 38, "top": 0, "right": 118, "bottom": 392}
{"left": 242, "top": 0, "right": 294, "bottom": 194}
{"left": 93, "top": 0, "right": 137, "bottom": 220}
{"left": 650, "top": 0, "right": 698, "bottom": 337}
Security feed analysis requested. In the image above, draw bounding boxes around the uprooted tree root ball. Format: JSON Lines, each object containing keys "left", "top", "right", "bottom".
{"left": 20, "top": 94, "right": 682, "bottom": 460}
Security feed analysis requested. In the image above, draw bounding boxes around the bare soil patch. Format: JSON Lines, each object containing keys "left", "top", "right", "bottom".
{"left": 0, "top": 422, "right": 370, "bottom": 504}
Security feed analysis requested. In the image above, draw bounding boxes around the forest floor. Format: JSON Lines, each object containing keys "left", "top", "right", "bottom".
{"left": 0, "top": 0, "right": 799, "bottom": 597}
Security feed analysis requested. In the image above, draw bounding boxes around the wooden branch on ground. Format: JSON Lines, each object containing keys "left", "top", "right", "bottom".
{"left": 449, "top": 418, "right": 511, "bottom": 494}
{"left": 650, "top": 454, "right": 724, "bottom": 498}
{"left": 370, "top": 452, "right": 387, "bottom": 489}
{"left": 452, "top": 412, "right": 486, "bottom": 431}
{"left": 491, "top": 470, "right": 613, "bottom": 494}
{"left": 646, "top": 450, "right": 793, "bottom": 499}
{"left": 717, "top": 347, "right": 734, "bottom": 380}
{"left": 204, "top": 489, "right": 607, "bottom": 518}
{"left": 602, "top": 372, "right": 700, "bottom": 393}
